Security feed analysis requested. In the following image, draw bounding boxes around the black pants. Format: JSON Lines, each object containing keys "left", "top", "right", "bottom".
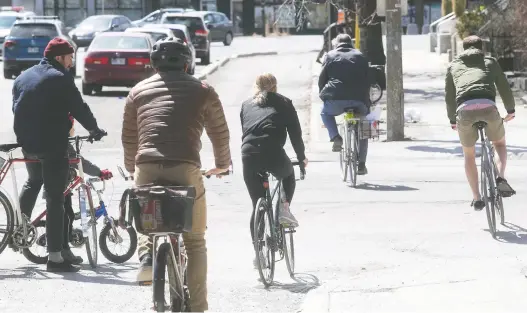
{"left": 242, "top": 150, "right": 295, "bottom": 242}
{"left": 19, "top": 151, "right": 69, "bottom": 253}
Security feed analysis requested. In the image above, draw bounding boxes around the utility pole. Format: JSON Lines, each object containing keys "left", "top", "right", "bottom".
{"left": 385, "top": 0, "right": 404, "bottom": 141}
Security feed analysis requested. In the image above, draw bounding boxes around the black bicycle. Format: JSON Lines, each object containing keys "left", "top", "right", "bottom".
{"left": 252, "top": 160, "right": 305, "bottom": 287}
{"left": 475, "top": 121, "right": 511, "bottom": 238}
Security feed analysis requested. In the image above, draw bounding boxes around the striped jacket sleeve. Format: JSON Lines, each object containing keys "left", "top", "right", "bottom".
{"left": 122, "top": 92, "right": 138, "bottom": 173}
{"left": 204, "top": 86, "right": 231, "bottom": 169}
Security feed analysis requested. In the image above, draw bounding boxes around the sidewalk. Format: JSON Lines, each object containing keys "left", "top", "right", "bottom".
{"left": 300, "top": 35, "right": 527, "bottom": 313}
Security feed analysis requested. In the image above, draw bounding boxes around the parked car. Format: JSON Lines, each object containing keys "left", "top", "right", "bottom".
{"left": 82, "top": 32, "right": 156, "bottom": 95}
{"left": 69, "top": 15, "right": 132, "bottom": 47}
{"left": 141, "top": 24, "right": 196, "bottom": 75}
{"left": 0, "top": 7, "right": 35, "bottom": 56}
{"left": 3, "top": 16, "right": 77, "bottom": 79}
{"left": 131, "top": 8, "right": 195, "bottom": 27}
{"left": 198, "top": 11, "right": 234, "bottom": 46}
{"left": 161, "top": 13, "right": 210, "bottom": 64}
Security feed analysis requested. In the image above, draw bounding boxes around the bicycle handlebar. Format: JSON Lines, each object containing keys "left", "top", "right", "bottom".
{"left": 291, "top": 161, "right": 306, "bottom": 180}
{"left": 87, "top": 177, "right": 106, "bottom": 193}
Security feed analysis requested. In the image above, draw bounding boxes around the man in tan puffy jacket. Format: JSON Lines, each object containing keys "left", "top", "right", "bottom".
{"left": 121, "top": 37, "right": 231, "bottom": 312}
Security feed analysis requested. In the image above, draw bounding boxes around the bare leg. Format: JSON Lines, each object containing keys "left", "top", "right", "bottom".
{"left": 492, "top": 137, "right": 507, "bottom": 178}
{"left": 462, "top": 146, "right": 480, "bottom": 201}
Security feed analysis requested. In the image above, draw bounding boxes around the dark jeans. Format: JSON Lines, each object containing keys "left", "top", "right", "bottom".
{"left": 242, "top": 150, "right": 295, "bottom": 242}
{"left": 19, "top": 150, "right": 69, "bottom": 253}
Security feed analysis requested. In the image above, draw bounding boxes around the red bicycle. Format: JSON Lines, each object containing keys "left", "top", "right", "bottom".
{"left": 0, "top": 135, "right": 136, "bottom": 267}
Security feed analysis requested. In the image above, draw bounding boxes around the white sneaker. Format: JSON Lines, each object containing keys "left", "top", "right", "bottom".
{"left": 279, "top": 208, "right": 299, "bottom": 227}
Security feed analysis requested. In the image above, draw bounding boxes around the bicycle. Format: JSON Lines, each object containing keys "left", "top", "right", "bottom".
{"left": 338, "top": 108, "right": 380, "bottom": 187}
{"left": 369, "top": 64, "right": 384, "bottom": 105}
{"left": 475, "top": 121, "right": 513, "bottom": 238}
{"left": 252, "top": 160, "right": 306, "bottom": 287}
{"left": 117, "top": 165, "right": 231, "bottom": 312}
{"left": 0, "top": 135, "right": 136, "bottom": 268}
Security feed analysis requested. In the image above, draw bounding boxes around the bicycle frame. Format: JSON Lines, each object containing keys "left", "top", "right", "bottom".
{"left": 152, "top": 232, "right": 187, "bottom": 303}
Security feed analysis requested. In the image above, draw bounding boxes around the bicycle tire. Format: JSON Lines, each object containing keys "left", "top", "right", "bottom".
{"left": 0, "top": 190, "right": 14, "bottom": 255}
{"left": 99, "top": 219, "right": 137, "bottom": 264}
{"left": 370, "top": 83, "right": 383, "bottom": 104}
{"left": 84, "top": 187, "right": 98, "bottom": 268}
{"left": 481, "top": 145, "right": 496, "bottom": 237}
{"left": 153, "top": 242, "right": 188, "bottom": 312}
{"left": 22, "top": 220, "right": 48, "bottom": 264}
{"left": 338, "top": 123, "right": 348, "bottom": 181}
{"left": 282, "top": 226, "right": 295, "bottom": 277}
{"left": 491, "top": 158, "right": 505, "bottom": 225}
{"left": 253, "top": 197, "right": 275, "bottom": 287}
{"left": 348, "top": 124, "right": 359, "bottom": 188}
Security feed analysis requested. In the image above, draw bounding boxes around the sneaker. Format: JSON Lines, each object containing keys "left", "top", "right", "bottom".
{"left": 496, "top": 177, "right": 516, "bottom": 197}
{"left": 62, "top": 249, "right": 83, "bottom": 265}
{"left": 357, "top": 163, "right": 368, "bottom": 175}
{"left": 46, "top": 259, "right": 80, "bottom": 273}
{"left": 136, "top": 254, "right": 153, "bottom": 285}
{"left": 471, "top": 199, "right": 485, "bottom": 211}
{"left": 279, "top": 208, "right": 299, "bottom": 228}
{"left": 332, "top": 135, "right": 343, "bottom": 152}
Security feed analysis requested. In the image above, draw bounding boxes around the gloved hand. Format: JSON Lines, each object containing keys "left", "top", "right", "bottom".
{"left": 90, "top": 128, "right": 107, "bottom": 141}
{"left": 100, "top": 169, "right": 113, "bottom": 180}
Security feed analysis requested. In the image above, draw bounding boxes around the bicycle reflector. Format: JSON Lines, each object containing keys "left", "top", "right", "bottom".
{"left": 263, "top": 181, "right": 269, "bottom": 189}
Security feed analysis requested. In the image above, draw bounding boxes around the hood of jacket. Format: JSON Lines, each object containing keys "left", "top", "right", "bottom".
{"left": 457, "top": 47, "right": 485, "bottom": 63}
{"left": 39, "top": 57, "right": 68, "bottom": 74}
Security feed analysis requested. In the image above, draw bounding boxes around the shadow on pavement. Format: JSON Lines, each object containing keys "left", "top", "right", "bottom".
{"left": 495, "top": 222, "right": 527, "bottom": 244}
{"left": 0, "top": 263, "right": 137, "bottom": 286}
{"left": 404, "top": 88, "right": 444, "bottom": 100}
{"left": 405, "top": 140, "right": 527, "bottom": 157}
{"left": 355, "top": 183, "right": 419, "bottom": 191}
{"left": 266, "top": 273, "right": 320, "bottom": 294}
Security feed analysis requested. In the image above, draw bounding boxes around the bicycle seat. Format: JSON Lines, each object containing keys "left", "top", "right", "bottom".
{"left": 473, "top": 121, "right": 487, "bottom": 130}
{"left": 0, "top": 143, "right": 21, "bottom": 152}
{"left": 344, "top": 108, "right": 359, "bottom": 114}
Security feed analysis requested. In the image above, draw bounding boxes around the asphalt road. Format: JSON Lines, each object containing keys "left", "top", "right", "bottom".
{"left": 0, "top": 36, "right": 320, "bottom": 312}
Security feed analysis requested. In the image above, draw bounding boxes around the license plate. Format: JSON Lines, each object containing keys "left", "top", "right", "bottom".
{"left": 111, "top": 58, "right": 125, "bottom": 65}
{"left": 28, "top": 47, "right": 39, "bottom": 53}
{"left": 0, "top": 156, "right": 5, "bottom": 170}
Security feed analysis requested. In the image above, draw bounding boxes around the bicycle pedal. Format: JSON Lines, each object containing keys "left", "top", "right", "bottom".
{"left": 138, "top": 281, "right": 152, "bottom": 286}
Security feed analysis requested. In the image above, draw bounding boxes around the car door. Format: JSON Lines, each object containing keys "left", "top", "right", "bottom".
{"left": 213, "top": 13, "right": 229, "bottom": 39}
{"left": 204, "top": 13, "right": 220, "bottom": 41}
{"left": 120, "top": 16, "right": 132, "bottom": 31}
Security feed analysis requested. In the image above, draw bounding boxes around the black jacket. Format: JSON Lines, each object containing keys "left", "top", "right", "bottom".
{"left": 318, "top": 43, "right": 371, "bottom": 105}
{"left": 240, "top": 92, "right": 306, "bottom": 162}
{"left": 12, "top": 58, "right": 98, "bottom": 155}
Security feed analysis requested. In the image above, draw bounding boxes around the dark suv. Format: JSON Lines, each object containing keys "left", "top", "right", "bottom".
{"left": 161, "top": 13, "right": 210, "bottom": 65}
{"left": 69, "top": 15, "right": 132, "bottom": 47}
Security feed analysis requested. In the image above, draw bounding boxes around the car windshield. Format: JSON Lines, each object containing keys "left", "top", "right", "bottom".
{"left": 77, "top": 16, "right": 112, "bottom": 31}
{"left": 10, "top": 24, "right": 58, "bottom": 37}
{"left": 171, "top": 29, "right": 186, "bottom": 41}
{"left": 90, "top": 36, "right": 149, "bottom": 50}
{"left": 163, "top": 16, "right": 204, "bottom": 32}
{"left": 0, "top": 16, "right": 18, "bottom": 28}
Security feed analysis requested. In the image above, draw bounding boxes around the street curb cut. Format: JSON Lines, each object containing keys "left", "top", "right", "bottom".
{"left": 296, "top": 284, "right": 332, "bottom": 313}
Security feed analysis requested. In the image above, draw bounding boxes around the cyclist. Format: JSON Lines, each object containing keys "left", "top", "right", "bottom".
{"left": 121, "top": 37, "right": 231, "bottom": 312}
{"left": 318, "top": 33, "right": 371, "bottom": 175}
{"left": 445, "top": 35, "right": 516, "bottom": 211}
{"left": 240, "top": 73, "right": 308, "bottom": 251}
{"left": 12, "top": 37, "right": 106, "bottom": 272}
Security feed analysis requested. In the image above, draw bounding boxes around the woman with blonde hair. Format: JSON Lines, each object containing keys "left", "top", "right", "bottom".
{"left": 240, "top": 73, "right": 308, "bottom": 251}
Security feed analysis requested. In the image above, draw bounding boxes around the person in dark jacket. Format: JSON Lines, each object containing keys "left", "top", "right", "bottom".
{"left": 12, "top": 37, "right": 106, "bottom": 272}
{"left": 318, "top": 33, "right": 370, "bottom": 175}
{"left": 241, "top": 73, "right": 308, "bottom": 255}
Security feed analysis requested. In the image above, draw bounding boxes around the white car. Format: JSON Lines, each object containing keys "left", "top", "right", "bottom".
{"left": 0, "top": 7, "right": 35, "bottom": 56}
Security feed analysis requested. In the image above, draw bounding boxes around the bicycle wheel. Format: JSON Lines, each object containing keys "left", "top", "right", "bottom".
{"left": 348, "top": 124, "right": 359, "bottom": 188}
{"left": 339, "top": 123, "right": 348, "bottom": 181}
{"left": 22, "top": 220, "right": 48, "bottom": 264}
{"left": 253, "top": 198, "right": 275, "bottom": 287}
{"left": 99, "top": 219, "right": 137, "bottom": 264}
{"left": 0, "top": 191, "right": 14, "bottom": 255}
{"left": 83, "top": 187, "right": 98, "bottom": 268}
{"left": 370, "top": 83, "right": 383, "bottom": 104}
{"left": 481, "top": 146, "right": 496, "bottom": 237}
{"left": 282, "top": 226, "right": 295, "bottom": 277}
{"left": 491, "top": 159, "right": 505, "bottom": 225}
{"left": 153, "top": 242, "right": 188, "bottom": 312}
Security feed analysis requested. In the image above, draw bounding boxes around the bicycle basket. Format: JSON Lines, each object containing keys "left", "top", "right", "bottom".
{"left": 128, "top": 184, "right": 196, "bottom": 235}
{"left": 359, "top": 120, "right": 380, "bottom": 140}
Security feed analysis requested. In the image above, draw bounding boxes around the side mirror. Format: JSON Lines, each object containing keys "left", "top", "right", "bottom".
{"left": 206, "top": 23, "right": 213, "bottom": 29}
{"left": 110, "top": 24, "right": 118, "bottom": 30}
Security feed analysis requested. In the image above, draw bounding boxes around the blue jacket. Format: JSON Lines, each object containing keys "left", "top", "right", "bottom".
{"left": 318, "top": 43, "right": 371, "bottom": 106}
{"left": 12, "top": 58, "right": 98, "bottom": 155}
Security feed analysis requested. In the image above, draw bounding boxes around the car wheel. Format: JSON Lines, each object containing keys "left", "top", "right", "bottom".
{"left": 93, "top": 85, "right": 103, "bottom": 94}
{"left": 3, "top": 69, "right": 13, "bottom": 79}
{"left": 223, "top": 32, "right": 233, "bottom": 46}
{"left": 82, "top": 82, "right": 93, "bottom": 95}
{"left": 201, "top": 50, "right": 210, "bottom": 65}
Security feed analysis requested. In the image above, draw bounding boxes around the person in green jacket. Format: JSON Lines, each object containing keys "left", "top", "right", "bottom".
{"left": 445, "top": 35, "right": 516, "bottom": 211}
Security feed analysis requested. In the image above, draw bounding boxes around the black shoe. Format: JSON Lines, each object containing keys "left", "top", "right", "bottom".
{"left": 46, "top": 259, "right": 81, "bottom": 273}
{"left": 62, "top": 249, "right": 83, "bottom": 265}
{"left": 471, "top": 199, "right": 485, "bottom": 211}
{"left": 332, "top": 135, "right": 343, "bottom": 152}
{"left": 136, "top": 254, "right": 153, "bottom": 284}
{"left": 7, "top": 237, "right": 19, "bottom": 252}
{"left": 496, "top": 177, "right": 516, "bottom": 198}
{"left": 357, "top": 162, "right": 368, "bottom": 175}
